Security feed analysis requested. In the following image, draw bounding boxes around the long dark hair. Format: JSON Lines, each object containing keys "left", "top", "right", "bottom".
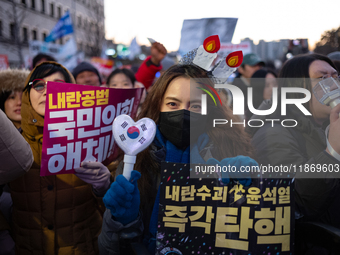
{"left": 277, "top": 53, "right": 336, "bottom": 114}
{"left": 279, "top": 53, "right": 335, "bottom": 79}
{"left": 0, "top": 91, "right": 12, "bottom": 111}
{"left": 135, "top": 64, "right": 254, "bottom": 213}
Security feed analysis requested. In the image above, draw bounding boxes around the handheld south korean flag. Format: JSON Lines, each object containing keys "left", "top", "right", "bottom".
{"left": 112, "top": 114, "right": 156, "bottom": 180}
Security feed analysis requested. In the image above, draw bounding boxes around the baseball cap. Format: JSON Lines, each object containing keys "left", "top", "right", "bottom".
{"left": 242, "top": 53, "right": 265, "bottom": 66}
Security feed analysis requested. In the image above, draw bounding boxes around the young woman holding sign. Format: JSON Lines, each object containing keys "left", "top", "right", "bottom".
{"left": 9, "top": 61, "right": 110, "bottom": 254}
{"left": 98, "top": 62, "right": 259, "bottom": 254}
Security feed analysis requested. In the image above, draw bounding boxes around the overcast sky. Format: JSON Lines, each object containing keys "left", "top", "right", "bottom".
{"left": 104, "top": 0, "right": 340, "bottom": 52}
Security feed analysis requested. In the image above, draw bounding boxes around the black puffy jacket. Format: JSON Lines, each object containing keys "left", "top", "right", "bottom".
{"left": 247, "top": 101, "right": 340, "bottom": 228}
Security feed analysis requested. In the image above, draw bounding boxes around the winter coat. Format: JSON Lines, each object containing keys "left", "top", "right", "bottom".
{"left": 9, "top": 62, "right": 102, "bottom": 255}
{"left": 0, "top": 110, "right": 33, "bottom": 185}
{"left": 0, "top": 109, "right": 33, "bottom": 236}
{"left": 135, "top": 56, "right": 162, "bottom": 90}
{"left": 0, "top": 68, "right": 29, "bottom": 93}
{"left": 0, "top": 68, "right": 32, "bottom": 185}
{"left": 98, "top": 133, "right": 214, "bottom": 255}
{"left": 247, "top": 101, "right": 340, "bottom": 227}
{"left": 0, "top": 68, "right": 32, "bottom": 255}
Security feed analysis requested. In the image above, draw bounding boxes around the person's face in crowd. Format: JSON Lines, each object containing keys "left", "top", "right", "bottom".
{"left": 76, "top": 71, "right": 100, "bottom": 86}
{"left": 30, "top": 72, "right": 65, "bottom": 117}
{"left": 4, "top": 90, "right": 22, "bottom": 128}
{"left": 160, "top": 77, "right": 202, "bottom": 113}
{"left": 309, "top": 60, "right": 338, "bottom": 123}
{"left": 239, "top": 64, "right": 261, "bottom": 79}
{"left": 263, "top": 73, "right": 278, "bottom": 100}
{"left": 108, "top": 73, "right": 134, "bottom": 89}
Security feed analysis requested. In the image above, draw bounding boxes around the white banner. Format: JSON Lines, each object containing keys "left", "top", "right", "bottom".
{"left": 178, "top": 18, "right": 238, "bottom": 55}
{"left": 28, "top": 38, "right": 80, "bottom": 70}
{"left": 29, "top": 40, "right": 61, "bottom": 58}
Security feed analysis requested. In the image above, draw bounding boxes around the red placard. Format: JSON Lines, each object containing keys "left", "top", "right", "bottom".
{"left": 41, "top": 82, "right": 142, "bottom": 176}
{"left": 0, "top": 55, "right": 9, "bottom": 70}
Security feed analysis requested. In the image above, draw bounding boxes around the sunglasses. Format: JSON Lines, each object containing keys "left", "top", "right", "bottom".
{"left": 28, "top": 79, "right": 65, "bottom": 92}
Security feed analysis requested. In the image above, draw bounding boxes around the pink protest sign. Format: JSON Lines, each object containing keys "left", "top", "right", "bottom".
{"left": 41, "top": 82, "right": 142, "bottom": 176}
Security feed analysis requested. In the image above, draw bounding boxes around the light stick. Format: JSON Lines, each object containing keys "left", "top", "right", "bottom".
{"left": 112, "top": 114, "right": 156, "bottom": 180}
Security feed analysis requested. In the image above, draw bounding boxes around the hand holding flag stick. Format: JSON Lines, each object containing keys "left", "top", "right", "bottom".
{"left": 112, "top": 115, "right": 156, "bottom": 180}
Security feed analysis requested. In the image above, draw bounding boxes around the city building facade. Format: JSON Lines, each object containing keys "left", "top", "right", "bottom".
{"left": 241, "top": 37, "right": 309, "bottom": 64}
{"left": 0, "top": 0, "right": 105, "bottom": 67}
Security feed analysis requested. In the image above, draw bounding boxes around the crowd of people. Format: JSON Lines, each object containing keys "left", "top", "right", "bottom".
{"left": 1, "top": 37, "right": 340, "bottom": 255}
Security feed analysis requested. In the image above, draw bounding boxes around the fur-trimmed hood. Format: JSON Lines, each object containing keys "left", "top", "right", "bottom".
{"left": 12, "top": 61, "right": 102, "bottom": 254}
{"left": 23, "top": 61, "right": 75, "bottom": 89}
{"left": 21, "top": 61, "right": 75, "bottom": 141}
{"left": 0, "top": 68, "right": 30, "bottom": 94}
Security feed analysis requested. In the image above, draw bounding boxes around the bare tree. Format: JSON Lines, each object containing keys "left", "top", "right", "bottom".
{"left": 314, "top": 27, "right": 340, "bottom": 55}
{"left": 85, "top": 0, "right": 105, "bottom": 57}
{"left": 0, "top": 0, "right": 27, "bottom": 67}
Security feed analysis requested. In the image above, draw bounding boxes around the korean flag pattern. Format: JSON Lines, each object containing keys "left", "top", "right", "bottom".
{"left": 112, "top": 114, "right": 156, "bottom": 156}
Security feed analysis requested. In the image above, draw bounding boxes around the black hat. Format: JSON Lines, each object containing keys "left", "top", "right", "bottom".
{"left": 242, "top": 53, "right": 265, "bottom": 66}
{"left": 72, "top": 61, "right": 102, "bottom": 85}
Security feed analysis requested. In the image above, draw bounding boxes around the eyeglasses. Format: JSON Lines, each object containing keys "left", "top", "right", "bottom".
{"left": 28, "top": 79, "right": 65, "bottom": 92}
{"left": 316, "top": 74, "right": 340, "bottom": 82}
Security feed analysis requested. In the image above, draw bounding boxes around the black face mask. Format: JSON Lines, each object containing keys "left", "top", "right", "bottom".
{"left": 158, "top": 109, "right": 207, "bottom": 150}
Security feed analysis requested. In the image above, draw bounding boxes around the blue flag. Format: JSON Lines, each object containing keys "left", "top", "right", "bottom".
{"left": 45, "top": 11, "right": 74, "bottom": 42}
